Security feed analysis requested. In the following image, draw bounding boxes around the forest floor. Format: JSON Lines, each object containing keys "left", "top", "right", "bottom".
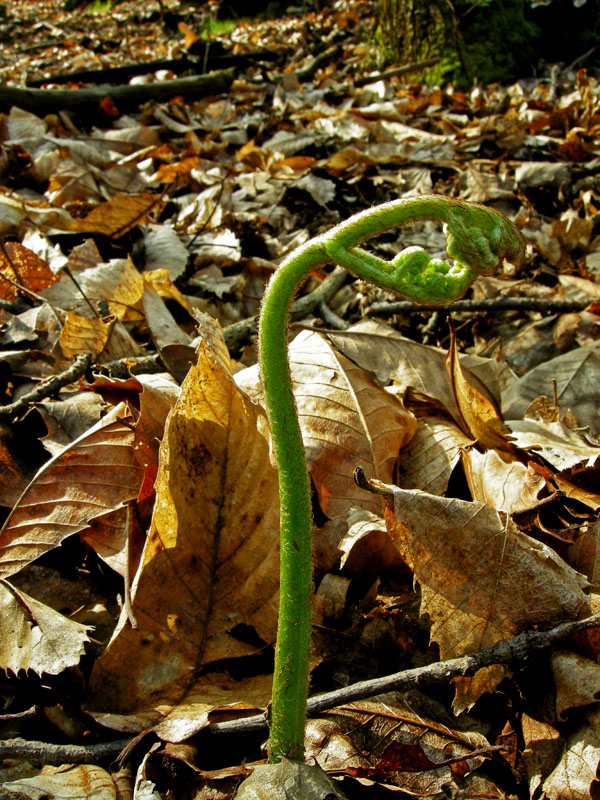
{"left": 0, "top": 1, "right": 600, "bottom": 798}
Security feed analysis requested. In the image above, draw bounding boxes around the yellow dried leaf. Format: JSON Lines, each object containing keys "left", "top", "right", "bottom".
{"left": 71, "top": 193, "right": 161, "bottom": 238}
{"left": 87, "top": 339, "right": 280, "bottom": 714}
{"left": 59, "top": 311, "right": 111, "bottom": 358}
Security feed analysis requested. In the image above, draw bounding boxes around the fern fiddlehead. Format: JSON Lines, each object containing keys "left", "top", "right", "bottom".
{"left": 258, "top": 195, "right": 524, "bottom": 762}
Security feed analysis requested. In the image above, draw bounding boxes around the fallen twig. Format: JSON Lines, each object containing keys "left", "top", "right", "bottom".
{"left": 0, "top": 353, "right": 91, "bottom": 420}
{"left": 0, "top": 736, "right": 134, "bottom": 765}
{"left": 354, "top": 58, "right": 441, "bottom": 88}
{"left": 205, "top": 613, "right": 600, "bottom": 737}
{"left": 2, "top": 614, "right": 598, "bottom": 764}
{"left": 366, "top": 296, "right": 593, "bottom": 316}
{"left": 295, "top": 44, "right": 343, "bottom": 83}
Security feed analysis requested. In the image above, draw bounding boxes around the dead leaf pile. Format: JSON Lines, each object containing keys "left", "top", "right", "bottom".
{"left": 0, "top": 0, "right": 599, "bottom": 798}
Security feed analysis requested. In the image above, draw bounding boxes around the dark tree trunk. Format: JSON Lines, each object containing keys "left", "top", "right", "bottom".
{"left": 376, "top": 0, "right": 454, "bottom": 66}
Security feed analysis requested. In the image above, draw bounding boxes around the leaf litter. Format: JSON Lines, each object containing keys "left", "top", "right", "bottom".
{"left": 0, "top": 0, "right": 599, "bottom": 797}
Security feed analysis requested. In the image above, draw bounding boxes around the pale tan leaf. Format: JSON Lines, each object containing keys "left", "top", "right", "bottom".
{"left": 552, "top": 650, "right": 600, "bottom": 718}
{"left": 542, "top": 706, "right": 600, "bottom": 800}
{"left": 152, "top": 672, "right": 272, "bottom": 743}
{"left": 507, "top": 418, "right": 600, "bottom": 472}
{"left": 396, "top": 415, "right": 473, "bottom": 495}
{"left": 0, "top": 764, "right": 116, "bottom": 799}
{"left": 339, "top": 507, "right": 405, "bottom": 576}
{"left": 86, "top": 340, "right": 280, "bottom": 714}
{"left": 502, "top": 341, "right": 600, "bottom": 435}
{"left": 0, "top": 579, "right": 91, "bottom": 676}
{"left": 463, "top": 449, "right": 547, "bottom": 514}
{"left": 521, "top": 714, "right": 564, "bottom": 799}
{"left": 381, "top": 483, "right": 590, "bottom": 711}
{"left": 0, "top": 403, "right": 143, "bottom": 578}
{"left": 290, "top": 330, "right": 417, "bottom": 517}
{"left": 41, "top": 258, "right": 144, "bottom": 322}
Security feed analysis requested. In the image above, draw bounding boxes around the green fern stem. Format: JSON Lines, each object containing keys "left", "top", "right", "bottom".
{"left": 259, "top": 195, "right": 524, "bottom": 763}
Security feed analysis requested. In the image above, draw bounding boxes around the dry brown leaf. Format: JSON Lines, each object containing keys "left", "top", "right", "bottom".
{"left": 379, "top": 481, "right": 590, "bottom": 711}
{"left": 80, "top": 504, "right": 143, "bottom": 581}
{"left": 315, "top": 573, "right": 351, "bottom": 621}
{"left": 325, "top": 147, "right": 376, "bottom": 176}
{"left": 143, "top": 268, "right": 192, "bottom": 311}
{"left": 507, "top": 418, "right": 600, "bottom": 473}
{"left": 75, "top": 373, "right": 179, "bottom": 576}
{"left": 0, "top": 192, "right": 76, "bottom": 235}
{"left": 39, "top": 386, "right": 105, "bottom": 446}
{"left": 569, "top": 524, "right": 600, "bottom": 593}
{"left": 86, "top": 339, "right": 280, "bottom": 714}
{"left": 142, "top": 226, "right": 189, "bottom": 281}
{"left": 0, "top": 403, "right": 143, "bottom": 578}
{"left": 0, "top": 241, "right": 58, "bottom": 301}
{"left": 0, "top": 764, "right": 116, "bottom": 799}
{"left": 152, "top": 672, "right": 273, "bottom": 743}
{"left": 305, "top": 695, "right": 492, "bottom": 796}
{"left": 0, "top": 578, "right": 91, "bottom": 676}
{"left": 70, "top": 192, "right": 162, "bottom": 238}
{"left": 66, "top": 238, "right": 103, "bottom": 273}
{"left": 141, "top": 284, "right": 191, "bottom": 350}
{"left": 326, "top": 320, "right": 504, "bottom": 422}
{"left": 132, "top": 372, "right": 180, "bottom": 502}
{"left": 0, "top": 423, "right": 37, "bottom": 507}
{"left": 290, "top": 330, "right": 417, "bottom": 517}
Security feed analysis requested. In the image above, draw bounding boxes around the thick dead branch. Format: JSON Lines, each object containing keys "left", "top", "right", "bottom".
{"left": 26, "top": 52, "right": 278, "bottom": 88}
{"left": 295, "top": 45, "right": 343, "bottom": 82}
{"left": 0, "top": 69, "right": 235, "bottom": 115}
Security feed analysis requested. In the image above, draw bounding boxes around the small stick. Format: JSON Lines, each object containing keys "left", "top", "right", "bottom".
{"left": 0, "top": 353, "right": 91, "bottom": 420}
